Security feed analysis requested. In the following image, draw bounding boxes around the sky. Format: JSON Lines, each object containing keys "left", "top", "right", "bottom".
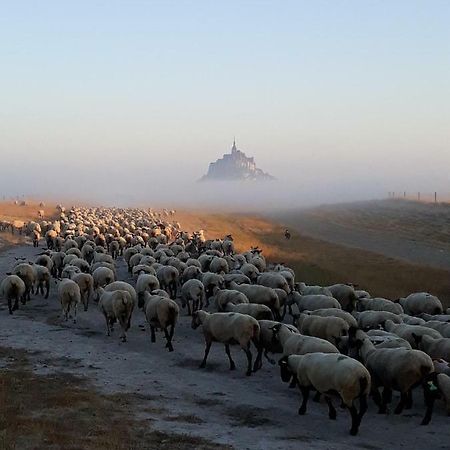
{"left": 0, "top": 1, "right": 449, "bottom": 209}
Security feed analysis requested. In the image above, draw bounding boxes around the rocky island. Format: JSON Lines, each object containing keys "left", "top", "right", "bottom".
{"left": 200, "top": 140, "right": 274, "bottom": 182}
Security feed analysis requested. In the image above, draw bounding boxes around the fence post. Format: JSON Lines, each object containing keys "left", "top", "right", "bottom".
{"left": 418, "top": 192, "right": 421, "bottom": 201}
{"left": 435, "top": 192, "right": 437, "bottom": 203}
{"left": 404, "top": 191, "right": 406, "bottom": 198}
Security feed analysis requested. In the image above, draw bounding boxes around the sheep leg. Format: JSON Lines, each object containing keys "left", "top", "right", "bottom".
{"left": 378, "top": 387, "right": 391, "bottom": 414}
{"left": 313, "top": 391, "right": 321, "bottom": 402}
{"left": 405, "top": 390, "right": 413, "bottom": 409}
{"left": 289, "top": 376, "right": 297, "bottom": 388}
{"left": 8, "top": 297, "right": 13, "bottom": 314}
{"left": 45, "top": 281, "right": 49, "bottom": 299}
{"left": 163, "top": 328, "right": 174, "bottom": 352}
{"left": 298, "top": 386, "right": 310, "bottom": 415}
{"left": 252, "top": 347, "right": 263, "bottom": 372}
{"left": 199, "top": 340, "right": 212, "bottom": 368}
{"left": 243, "top": 344, "right": 253, "bottom": 376}
{"left": 150, "top": 325, "right": 156, "bottom": 343}
{"left": 348, "top": 405, "right": 361, "bottom": 436}
{"left": 421, "top": 380, "right": 437, "bottom": 425}
{"left": 224, "top": 344, "right": 236, "bottom": 370}
{"left": 12, "top": 297, "right": 19, "bottom": 312}
{"left": 394, "top": 392, "right": 407, "bottom": 415}
{"left": 73, "top": 303, "right": 77, "bottom": 324}
{"left": 104, "top": 314, "right": 111, "bottom": 336}
{"left": 325, "top": 397, "right": 337, "bottom": 420}
{"left": 359, "top": 394, "right": 368, "bottom": 420}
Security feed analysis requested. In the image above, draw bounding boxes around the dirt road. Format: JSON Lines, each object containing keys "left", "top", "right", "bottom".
{"left": 0, "top": 242, "right": 449, "bottom": 449}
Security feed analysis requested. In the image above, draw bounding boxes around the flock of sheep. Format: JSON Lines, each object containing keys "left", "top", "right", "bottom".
{"left": 1, "top": 205, "right": 450, "bottom": 437}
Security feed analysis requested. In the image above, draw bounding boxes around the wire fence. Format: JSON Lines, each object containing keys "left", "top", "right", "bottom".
{"left": 387, "top": 191, "right": 450, "bottom": 204}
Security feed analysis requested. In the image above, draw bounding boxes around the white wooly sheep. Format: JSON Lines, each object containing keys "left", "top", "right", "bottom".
{"left": 356, "top": 310, "right": 402, "bottom": 331}
{"left": 92, "top": 266, "right": 115, "bottom": 289}
{"left": 58, "top": 279, "right": 81, "bottom": 323}
{"left": 295, "top": 313, "right": 350, "bottom": 346}
{"left": 384, "top": 320, "right": 442, "bottom": 348}
{"left": 35, "top": 254, "right": 54, "bottom": 273}
{"left": 93, "top": 252, "right": 114, "bottom": 265}
{"left": 61, "top": 265, "right": 81, "bottom": 279}
{"left": 63, "top": 254, "right": 77, "bottom": 267}
{"left": 51, "top": 251, "right": 65, "bottom": 277}
{"left": 201, "top": 272, "right": 225, "bottom": 302}
{"left": 230, "top": 281, "right": 280, "bottom": 319}
{"left": 296, "top": 282, "right": 333, "bottom": 297}
{"left": 327, "top": 284, "right": 358, "bottom": 312}
{"left": 151, "top": 289, "right": 170, "bottom": 298}
{"left": 224, "top": 302, "right": 273, "bottom": 321}
{"left": 253, "top": 320, "right": 299, "bottom": 370}
{"left": 132, "top": 264, "right": 156, "bottom": 278}
{"left": 128, "top": 253, "right": 143, "bottom": 271}
{"left": 181, "top": 265, "right": 202, "bottom": 284}
{"left": 355, "top": 289, "right": 371, "bottom": 299}
{"left": 141, "top": 292, "right": 179, "bottom": 352}
{"left": 90, "top": 261, "right": 116, "bottom": 277}
{"left": 186, "top": 258, "right": 201, "bottom": 269}
{"left": 354, "top": 335, "right": 437, "bottom": 425}
{"left": 422, "top": 321, "right": 450, "bottom": 338}
{"left": 398, "top": 293, "right": 443, "bottom": 316}
{"left": 136, "top": 274, "right": 160, "bottom": 305}
{"left": 98, "top": 288, "right": 133, "bottom": 342}
{"left": 156, "top": 265, "right": 179, "bottom": 299}
{"left": 287, "top": 292, "right": 341, "bottom": 316}
{"left": 250, "top": 255, "right": 266, "bottom": 273}
{"left": 257, "top": 272, "right": 290, "bottom": 294}
{"left": 238, "top": 263, "right": 260, "bottom": 283}
{"left": 224, "top": 272, "right": 251, "bottom": 287}
{"left": 278, "top": 353, "right": 370, "bottom": 436}
{"left": 421, "top": 313, "right": 450, "bottom": 323}
{"left": 271, "top": 323, "right": 339, "bottom": 357}
{"left": 71, "top": 273, "right": 94, "bottom": 311}
{"left": 198, "top": 254, "right": 214, "bottom": 272}
{"left": 66, "top": 248, "right": 82, "bottom": 258}
{"left": 308, "top": 308, "right": 358, "bottom": 329}
{"left": 400, "top": 314, "right": 426, "bottom": 325}
{"left": 209, "top": 257, "right": 229, "bottom": 274}
{"left": 180, "top": 279, "right": 205, "bottom": 315}
{"left": 414, "top": 334, "right": 450, "bottom": 360}
{"left": 435, "top": 373, "right": 450, "bottom": 415}
{"left": 33, "top": 265, "right": 51, "bottom": 299}
{"left": 68, "top": 258, "right": 90, "bottom": 274}
{"left": 191, "top": 310, "right": 261, "bottom": 376}
{"left": 277, "top": 270, "right": 295, "bottom": 292}
{"left": 356, "top": 297, "right": 403, "bottom": 315}
{"left": 366, "top": 330, "right": 412, "bottom": 350}
{"left": 123, "top": 246, "right": 141, "bottom": 272}
{"left": 214, "top": 289, "right": 249, "bottom": 312}
{"left": 81, "top": 244, "right": 95, "bottom": 263}
{"left": 11, "top": 263, "right": 36, "bottom": 302}
{"left": 62, "top": 239, "right": 78, "bottom": 252}
{"left": 0, "top": 275, "right": 26, "bottom": 314}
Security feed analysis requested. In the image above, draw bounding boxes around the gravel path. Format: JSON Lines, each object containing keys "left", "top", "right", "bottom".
{"left": 0, "top": 242, "right": 449, "bottom": 449}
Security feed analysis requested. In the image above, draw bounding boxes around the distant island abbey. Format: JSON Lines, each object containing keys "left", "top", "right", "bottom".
{"left": 200, "top": 140, "right": 274, "bottom": 182}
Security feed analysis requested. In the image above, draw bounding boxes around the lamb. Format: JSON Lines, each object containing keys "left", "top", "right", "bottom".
{"left": 191, "top": 310, "right": 260, "bottom": 376}
{"left": 229, "top": 281, "right": 280, "bottom": 319}
{"left": 295, "top": 313, "right": 351, "bottom": 346}
{"left": 356, "top": 297, "right": 403, "bottom": 315}
{"left": 141, "top": 292, "right": 179, "bottom": 351}
{"left": 98, "top": 288, "right": 133, "bottom": 342}
{"left": 92, "top": 266, "right": 115, "bottom": 289}
{"left": 278, "top": 353, "right": 370, "bottom": 435}
{"left": 398, "top": 292, "right": 443, "bottom": 316}
{"left": 384, "top": 320, "right": 442, "bottom": 348}
{"left": 136, "top": 274, "right": 160, "bottom": 305}
{"left": 357, "top": 310, "right": 402, "bottom": 331}
{"left": 71, "top": 273, "right": 94, "bottom": 311}
{"left": 327, "top": 284, "right": 358, "bottom": 312}
{"left": 156, "top": 265, "right": 179, "bottom": 299}
{"left": 0, "top": 275, "right": 26, "bottom": 314}
{"left": 11, "top": 263, "right": 36, "bottom": 302}
{"left": 180, "top": 279, "right": 205, "bottom": 315}
{"left": 224, "top": 302, "right": 273, "bottom": 320}
{"left": 353, "top": 334, "right": 437, "bottom": 425}
{"left": 58, "top": 279, "right": 81, "bottom": 323}
{"left": 214, "top": 289, "right": 249, "bottom": 311}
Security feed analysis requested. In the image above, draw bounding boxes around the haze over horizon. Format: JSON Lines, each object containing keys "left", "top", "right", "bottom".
{"left": 1, "top": 1, "right": 449, "bottom": 209}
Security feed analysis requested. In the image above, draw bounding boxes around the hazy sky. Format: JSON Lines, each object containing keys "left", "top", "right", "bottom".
{"left": 1, "top": 1, "right": 449, "bottom": 208}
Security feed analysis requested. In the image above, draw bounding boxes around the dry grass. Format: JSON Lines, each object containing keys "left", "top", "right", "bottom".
{"left": 175, "top": 211, "right": 450, "bottom": 308}
{"left": 0, "top": 347, "right": 230, "bottom": 450}
{"left": 0, "top": 202, "right": 57, "bottom": 223}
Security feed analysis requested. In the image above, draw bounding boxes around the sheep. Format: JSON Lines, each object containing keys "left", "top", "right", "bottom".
{"left": 81, "top": 244, "right": 95, "bottom": 263}
{"left": 181, "top": 265, "right": 202, "bottom": 283}
{"left": 356, "top": 310, "right": 402, "bottom": 331}
{"left": 180, "top": 279, "right": 205, "bottom": 315}
{"left": 209, "top": 257, "right": 229, "bottom": 274}
{"left": 355, "top": 289, "right": 371, "bottom": 299}
{"left": 433, "top": 359, "right": 450, "bottom": 376}
{"left": 238, "top": 263, "right": 260, "bottom": 283}
{"left": 58, "top": 279, "right": 81, "bottom": 323}
{"left": 308, "top": 308, "right": 358, "bottom": 328}
{"left": 398, "top": 292, "right": 443, "bottom": 316}
{"left": 270, "top": 323, "right": 339, "bottom": 357}
{"left": 421, "top": 313, "right": 450, "bottom": 323}
{"left": 11, "top": 263, "right": 36, "bottom": 302}
{"left": 257, "top": 272, "right": 290, "bottom": 294}
{"left": 223, "top": 273, "right": 251, "bottom": 286}
{"left": 191, "top": 310, "right": 260, "bottom": 376}
{"left": 287, "top": 292, "right": 341, "bottom": 316}
{"left": 214, "top": 289, "right": 249, "bottom": 312}
{"left": 224, "top": 302, "right": 273, "bottom": 320}
{"left": 422, "top": 321, "right": 450, "bottom": 338}
{"left": 366, "top": 330, "right": 412, "bottom": 350}
{"left": 35, "top": 254, "right": 53, "bottom": 273}
{"left": 400, "top": 314, "right": 426, "bottom": 325}
{"left": 229, "top": 281, "right": 280, "bottom": 319}
{"left": 92, "top": 266, "right": 115, "bottom": 289}
{"left": 201, "top": 272, "right": 225, "bottom": 302}
{"left": 353, "top": 334, "right": 438, "bottom": 425}
{"left": 436, "top": 373, "right": 450, "bottom": 415}
{"left": 296, "top": 282, "right": 333, "bottom": 297}
{"left": 356, "top": 297, "right": 403, "bottom": 315}
{"left": 61, "top": 265, "right": 81, "bottom": 279}
{"left": 327, "top": 284, "right": 358, "bottom": 312}
{"left": 66, "top": 248, "right": 82, "bottom": 258}
{"left": 33, "top": 265, "right": 50, "bottom": 299}
{"left": 51, "top": 251, "right": 65, "bottom": 277}
{"left": 104, "top": 281, "right": 137, "bottom": 304}
{"left": 384, "top": 320, "right": 443, "bottom": 348}
{"left": 141, "top": 292, "right": 179, "bottom": 351}
{"left": 295, "top": 313, "right": 351, "bottom": 346}
{"left": 136, "top": 274, "right": 160, "bottom": 305}
{"left": 69, "top": 257, "right": 90, "bottom": 274}
{"left": 0, "top": 275, "right": 26, "bottom": 314}
{"left": 98, "top": 288, "right": 133, "bottom": 342}
{"left": 71, "top": 273, "right": 94, "bottom": 311}
{"left": 156, "top": 265, "right": 179, "bottom": 299}
{"left": 414, "top": 334, "right": 450, "bottom": 360}
{"left": 132, "top": 264, "right": 156, "bottom": 278}
{"left": 278, "top": 353, "right": 370, "bottom": 435}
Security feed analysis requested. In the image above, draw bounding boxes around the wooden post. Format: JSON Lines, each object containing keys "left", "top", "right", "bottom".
{"left": 435, "top": 192, "right": 437, "bottom": 203}
{"left": 418, "top": 192, "right": 420, "bottom": 201}
{"left": 404, "top": 191, "right": 406, "bottom": 198}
